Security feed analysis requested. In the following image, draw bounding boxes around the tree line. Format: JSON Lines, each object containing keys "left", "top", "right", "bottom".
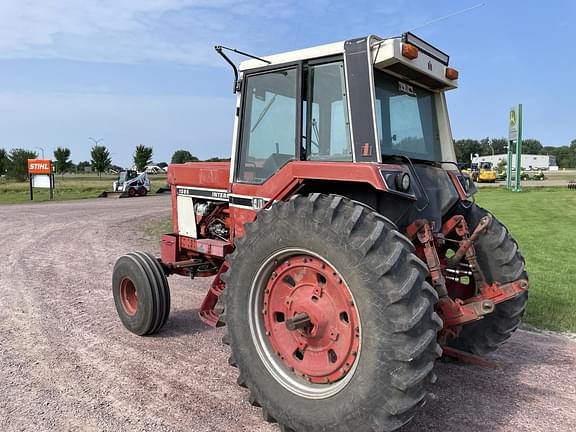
{"left": 0, "top": 145, "right": 229, "bottom": 181}
{"left": 5, "top": 137, "right": 573, "bottom": 181}
{"left": 455, "top": 137, "right": 576, "bottom": 168}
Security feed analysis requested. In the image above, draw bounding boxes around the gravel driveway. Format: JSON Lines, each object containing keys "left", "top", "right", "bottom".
{"left": 1, "top": 196, "right": 575, "bottom": 431}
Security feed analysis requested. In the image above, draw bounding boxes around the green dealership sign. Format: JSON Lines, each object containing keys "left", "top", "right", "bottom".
{"left": 507, "top": 104, "right": 523, "bottom": 192}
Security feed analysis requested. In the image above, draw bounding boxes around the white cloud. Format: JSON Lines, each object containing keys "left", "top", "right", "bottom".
{"left": 0, "top": 0, "right": 414, "bottom": 65}
{"left": 0, "top": 0, "right": 335, "bottom": 64}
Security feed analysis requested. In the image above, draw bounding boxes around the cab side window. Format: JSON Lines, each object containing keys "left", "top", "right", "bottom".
{"left": 237, "top": 68, "right": 298, "bottom": 183}
{"left": 304, "top": 62, "right": 352, "bottom": 161}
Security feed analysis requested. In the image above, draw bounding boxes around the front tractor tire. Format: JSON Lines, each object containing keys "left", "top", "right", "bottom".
{"left": 448, "top": 204, "right": 528, "bottom": 355}
{"left": 222, "top": 194, "right": 442, "bottom": 432}
{"left": 112, "top": 252, "right": 170, "bottom": 335}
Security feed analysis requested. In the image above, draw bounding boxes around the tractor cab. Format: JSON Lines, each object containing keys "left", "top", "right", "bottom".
{"left": 220, "top": 32, "right": 469, "bottom": 232}
{"left": 116, "top": 170, "right": 138, "bottom": 187}
{"left": 233, "top": 33, "right": 458, "bottom": 180}
{"left": 477, "top": 162, "right": 497, "bottom": 183}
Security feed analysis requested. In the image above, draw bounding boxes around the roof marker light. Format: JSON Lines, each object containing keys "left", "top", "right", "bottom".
{"left": 402, "top": 43, "right": 419, "bottom": 60}
{"left": 446, "top": 67, "right": 459, "bottom": 80}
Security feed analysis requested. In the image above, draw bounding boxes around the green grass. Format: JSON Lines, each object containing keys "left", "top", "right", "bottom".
{"left": 0, "top": 174, "right": 168, "bottom": 204}
{"left": 545, "top": 169, "right": 576, "bottom": 181}
{"left": 476, "top": 187, "right": 576, "bottom": 332}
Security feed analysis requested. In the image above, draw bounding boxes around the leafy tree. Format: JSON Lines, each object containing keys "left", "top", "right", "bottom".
{"left": 133, "top": 144, "right": 153, "bottom": 172}
{"left": 53, "top": 147, "right": 72, "bottom": 176}
{"left": 454, "top": 137, "right": 552, "bottom": 164}
{"left": 454, "top": 139, "right": 482, "bottom": 163}
{"left": 7, "top": 148, "right": 37, "bottom": 181}
{"left": 76, "top": 160, "right": 91, "bottom": 173}
{"left": 90, "top": 145, "right": 112, "bottom": 178}
{"left": 0, "top": 148, "right": 9, "bottom": 176}
{"left": 205, "top": 157, "right": 231, "bottom": 162}
{"left": 171, "top": 150, "right": 199, "bottom": 164}
{"left": 521, "top": 139, "right": 544, "bottom": 155}
{"left": 545, "top": 145, "right": 576, "bottom": 168}
{"left": 490, "top": 138, "right": 509, "bottom": 155}
{"left": 109, "top": 164, "right": 123, "bottom": 174}
{"left": 497, "top": 159, "right": 507, "bottom": 174}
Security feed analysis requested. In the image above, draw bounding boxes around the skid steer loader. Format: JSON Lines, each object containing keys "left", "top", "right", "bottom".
{"left": 99, "top": 170, "right": 150, "bottom": 198}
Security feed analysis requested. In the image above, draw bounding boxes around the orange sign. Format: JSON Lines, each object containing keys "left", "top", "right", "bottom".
{"left": 28, "top": 159, "right": 52, "bottom": 175}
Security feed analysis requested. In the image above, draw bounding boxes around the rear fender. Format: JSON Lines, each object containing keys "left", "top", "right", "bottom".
{"left": 230, "top": 161, "right": 417, "bottom": 237}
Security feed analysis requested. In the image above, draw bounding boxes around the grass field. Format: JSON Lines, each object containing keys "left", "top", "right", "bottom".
{"left": 476, "top": 188, "right": 576, "bottom": 333}
{"left": 0, "top": 174, "right": 168, "bottom": 204}
{"left": 544, "top": 169, "right": 576, "bottom": 181}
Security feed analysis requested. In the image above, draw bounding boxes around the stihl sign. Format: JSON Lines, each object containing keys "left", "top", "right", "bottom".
{"left": 28, "top": 159, "right": 52, "bottom": 175}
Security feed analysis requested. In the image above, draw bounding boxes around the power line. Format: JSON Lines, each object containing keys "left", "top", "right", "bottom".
{"left": 408, "top": 3, "right": 486, "bottom": 33}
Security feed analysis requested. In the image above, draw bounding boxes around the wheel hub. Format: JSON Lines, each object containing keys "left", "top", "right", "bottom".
{"left": 120, "top": 277, "right": 138, "bottom": 316}
{"left": 263, "top": 255, "right": 360, "bottom": 384}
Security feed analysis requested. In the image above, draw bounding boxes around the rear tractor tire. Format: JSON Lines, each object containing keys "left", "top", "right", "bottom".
{"left": 222, "top": 194, "right": 442, "bottom": 432}
{"left": 127, "top": 187, "right": 137, "bottom": 197}
{"left": 448, "top": 204, "right": 528, "bottom": 355}
{"left": 112, "top": 252, "right": 170, "bottom": 335}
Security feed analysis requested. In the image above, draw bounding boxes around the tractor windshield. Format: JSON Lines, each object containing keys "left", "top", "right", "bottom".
{"left": 374, "top": 70, "right": 441, "bottom": 162}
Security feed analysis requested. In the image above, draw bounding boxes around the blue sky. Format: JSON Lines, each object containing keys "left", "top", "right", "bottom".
{"left": 0, "top": 0, "right": 574, "bottom": 166}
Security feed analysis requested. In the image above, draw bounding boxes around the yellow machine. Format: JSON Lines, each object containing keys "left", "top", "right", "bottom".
{"left": 477, "top": 162, "right": 497, "bottom": 183}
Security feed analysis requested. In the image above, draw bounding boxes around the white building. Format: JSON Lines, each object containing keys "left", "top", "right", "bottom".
{"left": 471, "top": 154, "right": 557, "bottom": 170}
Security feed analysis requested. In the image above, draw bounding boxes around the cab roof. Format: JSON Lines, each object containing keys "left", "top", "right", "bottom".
{"left": 239, "top": 33, "right": 457, "bottom": 91}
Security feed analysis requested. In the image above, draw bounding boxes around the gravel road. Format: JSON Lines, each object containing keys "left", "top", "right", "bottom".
{"left": 1, "top": 196, "right": 575, "bottom": 432}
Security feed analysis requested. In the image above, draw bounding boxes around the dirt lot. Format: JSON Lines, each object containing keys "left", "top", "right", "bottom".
{"left": 1, "top": 196, "right": 575, "bottom": 432}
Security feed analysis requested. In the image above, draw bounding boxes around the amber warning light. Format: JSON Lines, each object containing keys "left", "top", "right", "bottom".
{"left": 401, "top": 43, "right": 419, "bottom": 60}
{"left": 445, "top": 67, "right": 459, "bottom": 81}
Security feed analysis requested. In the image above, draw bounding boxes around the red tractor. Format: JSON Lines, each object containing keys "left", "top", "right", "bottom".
{"left": 113, "top": 33, "right": 528, "bottom": 431}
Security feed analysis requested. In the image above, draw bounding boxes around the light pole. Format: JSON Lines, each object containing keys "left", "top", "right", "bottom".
{"left": 35, "top": 146, "right": 45, "bottom": 159}
{"left": 89, "top": 137, "right": 103, "bottom": 146}
{"left": 488, "top": 139, "right": 494, "bottom": 157}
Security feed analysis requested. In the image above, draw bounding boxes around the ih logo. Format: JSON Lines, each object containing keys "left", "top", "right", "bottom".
{"left": 27, "top": 159, "right": 52, "bottom": 175}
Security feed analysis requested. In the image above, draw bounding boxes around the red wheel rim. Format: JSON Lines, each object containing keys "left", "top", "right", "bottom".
{"left": 262, "top": 254, "right": 360, "bottom": 384}
{"left": 120, "top": 277, "right": 138, "bottom": 316}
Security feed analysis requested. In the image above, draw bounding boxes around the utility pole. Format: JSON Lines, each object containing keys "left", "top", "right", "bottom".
{"left": 89, "top": 137, "right": 104, "bottom": 146}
